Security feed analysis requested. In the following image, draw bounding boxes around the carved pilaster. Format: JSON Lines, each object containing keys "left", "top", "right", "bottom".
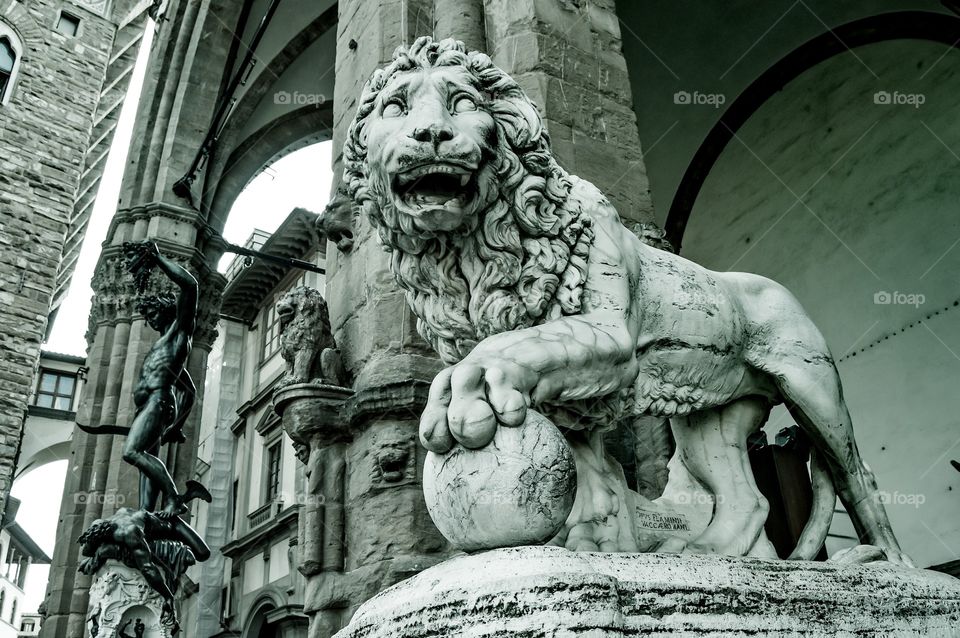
{"left": 85, "top": 242, "right": 225, "bottom": 350}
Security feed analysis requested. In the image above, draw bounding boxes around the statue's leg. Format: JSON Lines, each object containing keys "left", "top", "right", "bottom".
{"left": 123, "top": 392, "right": 181, "bottom": 510}
{"left": 660, "top": 399, "right": 771, "bottom": 556}
{"left": 771, "top": 360, "right": 913, "bottom": 566}
{"left": 555, "top": 428, "right": 639, "bottom": 553}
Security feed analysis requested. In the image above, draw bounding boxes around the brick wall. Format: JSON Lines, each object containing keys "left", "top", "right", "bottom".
{"left": 0, "top": 0, "right": 115, "bottom": 514}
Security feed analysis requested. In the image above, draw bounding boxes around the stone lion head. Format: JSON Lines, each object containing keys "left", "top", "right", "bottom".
{"left": 343, "top": 37, "right": 593, "bottom": 364}
{"left": 276, "top": 286, "right": 329, "bottom": 333}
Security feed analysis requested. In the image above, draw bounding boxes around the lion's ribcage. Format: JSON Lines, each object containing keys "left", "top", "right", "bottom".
{"left": 632, "top": 342, "right": 747, "bottom": 417}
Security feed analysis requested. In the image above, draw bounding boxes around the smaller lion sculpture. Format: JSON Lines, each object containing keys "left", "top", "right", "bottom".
{"left": 277, "top": 286, "right": 345, "bottom": 386}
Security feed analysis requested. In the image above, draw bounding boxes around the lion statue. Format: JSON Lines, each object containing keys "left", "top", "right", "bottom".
{"left": 276, "top": 286, "right": 345, "bottom": 386}
{"left": 342, "top": 37, "right": 910, "bottom": 565}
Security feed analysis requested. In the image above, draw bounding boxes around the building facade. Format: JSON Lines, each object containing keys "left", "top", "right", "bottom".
{"left": 0, "top": 0, "right": 148, "bottom": 527}
{"left": 181, "top": 209, "right": 325, "bottom": 638}
{"left": 0, "top": 499, "right": 50, "bottom": 638}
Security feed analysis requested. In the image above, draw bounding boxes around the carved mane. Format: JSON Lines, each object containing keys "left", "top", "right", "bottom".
{"left": 343, "top": 37, "right": 594, "bottom": 364}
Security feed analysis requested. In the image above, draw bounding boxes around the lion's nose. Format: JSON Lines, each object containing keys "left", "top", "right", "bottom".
{"left": 411, "top": 124, "right": 454, "bottom": 145}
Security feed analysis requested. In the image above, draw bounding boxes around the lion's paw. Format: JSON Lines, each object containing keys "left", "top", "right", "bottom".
{"left": 420, "top": 360, "right": 532, "bottom": 453}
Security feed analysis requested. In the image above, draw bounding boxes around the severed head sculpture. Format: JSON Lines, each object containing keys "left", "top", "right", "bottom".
{"left": 343, "top": 36, "right": 911, "bottom": 566}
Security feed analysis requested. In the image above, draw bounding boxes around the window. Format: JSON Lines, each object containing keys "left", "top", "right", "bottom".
{"left": 34, "top": 370, "right": 77, "bottom": 411}
{"left": 9, "top": 599, "right": 14, "bottom": 624}
{"left": 0, "top": 38, "right": 13, "bottom": 102}
{"left": 20, "top": 620, "right": 33, "bottom": 632}
{"left": 0, "top": 19, "right": 22, "bottom": 106}
{"left": 230, "top": 478, "right": 239, "bottom": 533}
{"left": 55, "top": 12, "right": 80, "bottom": 37}
{"left": 265, "top": 441, "right": 281, "bottom": 502}
{"left": 261, "top": 303, "right": 281, "bottom": 362}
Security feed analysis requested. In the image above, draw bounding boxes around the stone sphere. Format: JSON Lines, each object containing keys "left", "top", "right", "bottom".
{"left": 423, "top": 410, "right": 577, "bottom": 552}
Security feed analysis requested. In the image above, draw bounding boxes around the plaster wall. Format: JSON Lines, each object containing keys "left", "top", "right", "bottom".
{"left": 616, "top": 0, "right": 954, "bottom": 225}
{"left": 681, "top": 39, "right": 960, "bottom": 568}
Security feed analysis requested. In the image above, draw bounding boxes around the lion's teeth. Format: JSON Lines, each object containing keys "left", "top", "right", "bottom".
{"left": 459, "top": 174, "right": 469, "bottom": 186}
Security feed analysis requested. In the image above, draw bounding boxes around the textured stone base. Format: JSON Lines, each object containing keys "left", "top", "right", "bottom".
{"left": 334, "top": 546, "right": 960, "bottom": 637}
{"left": 86, "top": 561, "right": 172, "bottom": 638}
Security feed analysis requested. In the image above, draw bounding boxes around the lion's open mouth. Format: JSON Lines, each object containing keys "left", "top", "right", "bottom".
{"left": 392, "top": 163, "right": 476, "bottom": 209}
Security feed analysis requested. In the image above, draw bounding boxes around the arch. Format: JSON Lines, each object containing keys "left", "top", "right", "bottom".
{"left": 206, "top": 102, "right": 333, "bottom": 234}
{"left": 200, "top": 5, "right": 338, "bottom": 234}
{"left": 242, "top": 592, "right": 283, "bottom": 638}
{"left": 665, "top": 10, "right": 960, "bottom": 250}
{"left": 0, "top": 21, "right": 23, "bottom": 105}
{"left": 15, "top": 440, "right": 71, "bottom": 479}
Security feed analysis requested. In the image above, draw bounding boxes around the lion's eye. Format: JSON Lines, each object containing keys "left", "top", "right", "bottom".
{"left": 452, "top": 96, "right": 478, "bottom": 113}
{"left": 382, "top": 100, "right": 404, "bottom": 118}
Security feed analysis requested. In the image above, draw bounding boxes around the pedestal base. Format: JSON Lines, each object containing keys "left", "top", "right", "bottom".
{"left": 334, "top": 546, "right": 960, "bottom": 637}
{"left": 86, "top": 561, "right": 172, "bottom": 638}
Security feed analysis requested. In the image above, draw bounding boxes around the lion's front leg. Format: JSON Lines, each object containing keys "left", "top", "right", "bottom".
{"left": 419, "top": 317, "right": 636, "bottom": 453}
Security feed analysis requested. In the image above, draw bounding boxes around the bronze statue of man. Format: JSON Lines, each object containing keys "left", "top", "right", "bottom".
{"left": 123, "top": 241, "right": 208, "bottom": 513}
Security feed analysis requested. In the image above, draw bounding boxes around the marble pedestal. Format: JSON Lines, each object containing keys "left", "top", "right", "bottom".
{"left": 86, "top": 561, "right": 172, "bottom": 638}
{"left": 333, "top": 546, "right": 960, "bottom": 637}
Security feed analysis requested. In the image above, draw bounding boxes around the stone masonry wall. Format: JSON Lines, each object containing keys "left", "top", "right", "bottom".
{"left": 0, "top": 0, "right": 116, "bottom": 518}
{"left": 485, "top": 0, "right": 655, "bottom": 222}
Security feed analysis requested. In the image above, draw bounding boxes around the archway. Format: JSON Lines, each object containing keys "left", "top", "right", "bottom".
{"left": 243, "top": 600, "right": 278, "bottom": 638}
{"left": 676, "top": 26, "right": 960, "bottom": 568}
{"left": 665, "top": 10, "right": 960, "bottom": 248}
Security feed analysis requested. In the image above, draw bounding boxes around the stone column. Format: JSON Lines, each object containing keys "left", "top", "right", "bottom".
{"left": 39, "top": 1, "right": 238, "bottom": 635}
{"left": 484, "top": 0, "right": 655, "bottom": 222}
{"left": 298, "top": 1, "right": 489, "bottom": 635}
{"left": 435, "top": 0, "right": 486, "bottom": 52}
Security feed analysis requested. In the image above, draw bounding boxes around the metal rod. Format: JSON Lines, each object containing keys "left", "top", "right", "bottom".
{"left": 222, "top": 241, "right": 325, "bottom": 275}
{"left": 172, "top": 0, "right": 284, "bottom": 202}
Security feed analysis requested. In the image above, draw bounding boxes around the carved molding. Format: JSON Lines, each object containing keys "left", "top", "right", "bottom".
{"left": 86, "top": 243, "right": 226, "bottom": 349}
{"left": 86, "top": 561, "right": 172, "bottom": 638}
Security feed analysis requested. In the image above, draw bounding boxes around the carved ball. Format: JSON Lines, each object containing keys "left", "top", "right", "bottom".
{"left": 423, "top": 410, "right": 577, "bottom": 552}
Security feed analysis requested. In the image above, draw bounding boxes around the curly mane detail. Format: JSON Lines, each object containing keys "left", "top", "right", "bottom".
{"left": 343, "top": 37, "right": 594, "bottom": 364}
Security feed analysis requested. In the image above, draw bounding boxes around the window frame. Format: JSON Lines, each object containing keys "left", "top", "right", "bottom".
{"left": 54, "top": 11, "right": 81, "bottom": 38}
{"left": 260, "top": 302, "right": 282, "bottom": 363}
{"left": 34, "top": 369, "right": 77, "bottom": 412}
{"left": 264, "top": 439, "right": 282, "bottom": 504}
{"left": 0, "top": 21, "right": 23, "bottom": 106}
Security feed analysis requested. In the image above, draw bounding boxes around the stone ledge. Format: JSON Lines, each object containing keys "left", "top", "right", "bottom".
{"left": 335, "top": 546, "right": 960, "bottom": 637}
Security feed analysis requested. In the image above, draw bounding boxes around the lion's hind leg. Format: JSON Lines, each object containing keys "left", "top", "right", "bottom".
{"left": 662, "top": 398, "right": 773, "bottom": 557}
{"left": 765, "top": 357, "right": 913, "bottom": 566}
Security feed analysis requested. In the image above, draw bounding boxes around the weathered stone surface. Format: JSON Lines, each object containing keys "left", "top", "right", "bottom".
{"left": 423, "top": 411, "right": 576, "bottom": 552}
{"left": 336, "top": 546, "right": 960, "bottom": 637}
{"left": 85, "top": 560, "right": 172, "bottom": 638}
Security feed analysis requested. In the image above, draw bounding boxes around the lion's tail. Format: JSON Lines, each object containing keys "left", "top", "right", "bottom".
{"left": 787, "top": 449, "right": 835, "bottom": 560}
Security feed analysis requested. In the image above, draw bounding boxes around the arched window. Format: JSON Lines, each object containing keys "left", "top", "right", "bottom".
{"left": 0, "top": 38, "right": 13, "bottom": 99}
{"left": 0, "top": 21, "right": 23, "bottom": 105}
